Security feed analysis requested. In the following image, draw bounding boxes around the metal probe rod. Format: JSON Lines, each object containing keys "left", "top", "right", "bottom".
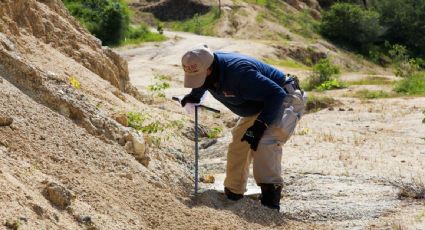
{"left": 194, "top": 105, "right": 199, "bottom": 195}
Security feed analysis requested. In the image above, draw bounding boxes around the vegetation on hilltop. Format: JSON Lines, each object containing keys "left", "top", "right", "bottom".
{"left": 63, "top": 0, "right": 165, "bottom": 45}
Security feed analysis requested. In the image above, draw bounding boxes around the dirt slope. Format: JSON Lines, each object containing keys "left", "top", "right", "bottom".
{"left": 1, "top": 0, "right": 425, "bottom": 229}
{"left": 0, "top": 0, "right": 322, "bottom": 229}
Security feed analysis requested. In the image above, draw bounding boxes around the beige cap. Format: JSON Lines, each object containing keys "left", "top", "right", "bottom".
{"left": 182, "top": 44, "right": 214, "bottom": 88}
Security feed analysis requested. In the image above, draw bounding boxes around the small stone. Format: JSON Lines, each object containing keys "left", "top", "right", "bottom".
{"left": 18, "top": 217, "right": 28, "bottom": 223}
{"left": 78, "top": 215, "right": 93, "bottom": 225}
{"left": 348, "top": 108, "right": 354, "bottom": 111}
{"left": 113, "top": 113, "right": 128, "bottom": 127}
{"left": 338, "top": 108, "right": 346, "bottom": 111}
{"left": 137, "top": 156, "right": 150, "bottom": 167}
{"left": 43, "top": 182, "right": 75, "bottom": 209}
{"left": 200, "top": 175, "right": 215, "bottom": 183}
{"left": 32, "top": 204, "right": 45, "bottom": 217}
{"left": 200, "top": 139, "right": 217, "bottom": 149}
{"left": 328, "top": 107, "right": 335, "bottom": 111}
{"left": 0, "top": 117, "right": 13, "bottom": 126}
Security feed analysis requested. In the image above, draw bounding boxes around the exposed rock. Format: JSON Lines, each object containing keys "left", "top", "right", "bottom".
{"left": 273, "top": 44, "right": 328, "bottom": 66}
{"left": 31, "top": 204, "right": 46, "bottom": 217}
{"left": 43, "top": 182, "right": 75, "bottom": 209}
{"left": 182, "top": 125, "right": 209, "bottom": 141}
{"left": 200, "top": 175, "right": 215, "bottom": 184}
{"left": 200, "top": 139, "right": 217, "bottom": 149}
{"left": 0, "top": 117, "right": 13, "bottom": 126}
{"left": 131, "top": 132, "right": 146, "bottom": 158}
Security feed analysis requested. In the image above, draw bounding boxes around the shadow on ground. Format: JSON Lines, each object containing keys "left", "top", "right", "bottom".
{"left": 186, "top": 190, "right": 287, "bottom": 227}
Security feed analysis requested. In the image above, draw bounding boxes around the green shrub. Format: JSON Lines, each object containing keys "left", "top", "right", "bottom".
{"left": 354, "top": 89, "right": 391, "bottom": 99}
{"left": 99, "top": 1, "right": 130, "bottom": 45}
{"left": 304, "top": 58, "right": 342, "bottom": 90}
{"left": 147, "top": 75, "right": 171, "bottom": 98}
{"left": 316, "top": 79, "right": 346, "bottom": 91}
{"left": 63, "top": 0, "right": 130, "bottom": 46}
{"left": 64, "top": 0, "right": 164, "bottom": 46}
{"left": 127, "top": 112, "right": 165, "bottom": 134}
{"left": 394, "top": 72, "right": 425, "bottom": 95}
{"left": 320, "top": 3, "right": 382, "bottom": 48}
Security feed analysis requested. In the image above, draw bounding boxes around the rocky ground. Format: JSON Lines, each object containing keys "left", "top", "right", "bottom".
{"left": 1, "top": 0, "right": 425, "bottom": 229}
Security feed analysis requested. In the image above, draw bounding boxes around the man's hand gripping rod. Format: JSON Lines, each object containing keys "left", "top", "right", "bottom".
{"left": 172, "top": 96, "right": 220, "bottom": 195}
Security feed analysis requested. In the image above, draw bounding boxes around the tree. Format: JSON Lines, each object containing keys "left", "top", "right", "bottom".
{"left": 320, "top": 3, "right": 382, "bottom": 49}
{"left": 374, "top": 0, "right": 425, "bottom": 58}
{"left": 63, "top": 0, "right": 130, "bottom": 46}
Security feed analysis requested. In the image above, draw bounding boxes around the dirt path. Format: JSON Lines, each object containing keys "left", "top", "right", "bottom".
{"left": 117, "top": 32, "right": 425, "bottom": 229}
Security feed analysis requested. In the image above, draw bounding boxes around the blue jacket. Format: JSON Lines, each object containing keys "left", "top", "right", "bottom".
{"left": 189, "top": 52, "right": 290, "bottom": 126}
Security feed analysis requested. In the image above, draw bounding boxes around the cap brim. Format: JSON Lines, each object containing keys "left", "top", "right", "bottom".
{"left": 184, "top": 71, "right": 208, "bottom": 88}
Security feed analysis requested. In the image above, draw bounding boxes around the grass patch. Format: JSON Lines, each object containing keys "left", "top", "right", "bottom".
{"left": 305, "top": 94, "right": 339, "bottom": 113}
{"left": 168, "top": 7, "right": 221, "bottom": 35}
{"left": 122, "top": 23, "right": 166, "bottom": 45}
{"left": 346, "top": 76, "right": 395, "bottom": 86}
{"left": 353, "top": 90, "right": 393, "bottom": 99}
{"left": 303, "top": 58, "right": 344, "bottom": 91}
{"left": 316, "top": 79, "right": 346, "bottom": 91}
{"left": 207, "top": 127, "right": 223, "bottom": 139}
{"left": 127, "top": 111, "right": 185, "bottom": 147}
{"left": 263, "top": 58, "right": 309, "bottom": 69}
{"left": 147, "top": 75, "right": 171, "bottom": 98}
{"left": 391, "top": 177, "right": 425, "bottom": 200}
{"left": 394, "top": 72, "right": 425, "bottom": 96}
{"left": 127, "top": 112, "right": 166, "bottom": 134}
{"left": 243, "top": 0, "right": 268, "bottom": 6}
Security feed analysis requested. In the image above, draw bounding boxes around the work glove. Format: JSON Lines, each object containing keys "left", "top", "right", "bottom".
{"left": 181, "top": 94, "right": 201, "bottom": 107}
{"left": 180, "top": 94, "right": 201, "bottom": 114}
{"left": 241, "top": 120, "right": 268, "bottom": 151}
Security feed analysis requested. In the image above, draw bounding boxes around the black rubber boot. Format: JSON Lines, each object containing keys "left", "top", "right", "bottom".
{"left": 259, "top": 184, "right": 282, "bottom": 211}
{"left": 224, "top": 187, "right": 244, "bottom": 201}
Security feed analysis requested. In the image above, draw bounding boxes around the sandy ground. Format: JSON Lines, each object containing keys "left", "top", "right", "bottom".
{"left": 117, "top": 31, "right": 425, "bottom": 229}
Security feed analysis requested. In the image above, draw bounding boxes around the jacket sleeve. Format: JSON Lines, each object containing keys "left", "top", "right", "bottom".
{"left": 189, "top": 87, "right": 207, "bottom": 100}
{"left": 239, "top": 70, "right": 287, "bottom": 126}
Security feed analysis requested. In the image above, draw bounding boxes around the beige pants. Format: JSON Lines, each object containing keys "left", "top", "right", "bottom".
{"left": 224, "top": 91, "right": 306, "bottom": 194}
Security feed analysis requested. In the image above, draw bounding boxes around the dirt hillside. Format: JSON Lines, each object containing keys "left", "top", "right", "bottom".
{"left": 0, "top": 0, "right": 312, "bottom": 229}
{"left": 1, "top": 0, "right": 425, "bottom": 229}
